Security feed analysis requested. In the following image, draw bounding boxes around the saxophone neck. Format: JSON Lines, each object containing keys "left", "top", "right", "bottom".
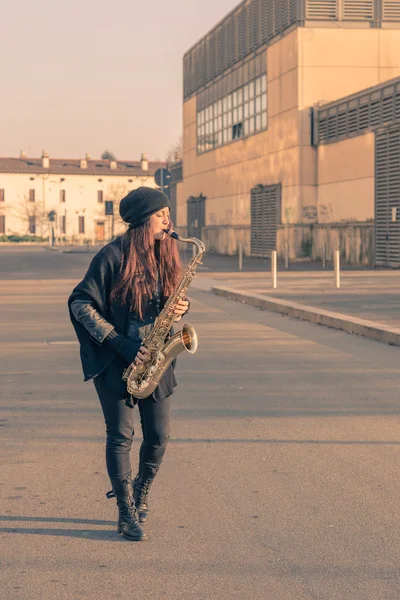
{"left": 164, "top": 229, "right": 205, "bottom": 256}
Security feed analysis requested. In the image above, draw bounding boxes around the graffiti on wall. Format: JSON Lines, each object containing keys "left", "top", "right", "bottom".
{"left": 319, "top": 204, "right": 334, "bottom": 222}
{"left": 302, "top": 205, "right": 317, "bottom": 220}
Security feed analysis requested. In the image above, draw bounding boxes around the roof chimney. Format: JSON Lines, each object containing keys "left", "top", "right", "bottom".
{"left": 110, "top": 160, "right": 117, "bottom": 170}
{"left": 20, "top": 150, "right": 27, "bottom": 159}
{"left": 141, "top": 153, "right": 148, "bottom": 172}
{"left": 85, "top": 153, "right": 91, "bottom": 160}
{"left": 42, "top": 150, "right": 50, "bottom": 169}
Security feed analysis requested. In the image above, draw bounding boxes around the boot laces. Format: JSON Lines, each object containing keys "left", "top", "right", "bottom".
{"left": 136, "top": 477, "right": 152, "bottom": 503}
{"left": 127, "top": 496, "right": 139, "bottom": 520}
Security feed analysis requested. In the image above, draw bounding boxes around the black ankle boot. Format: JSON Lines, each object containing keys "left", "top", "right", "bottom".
{"left": 107, "top": 477, "right": 148, "bottom": 541}
{"left": 133, "top": 466, "right": 159, "bottom": 524}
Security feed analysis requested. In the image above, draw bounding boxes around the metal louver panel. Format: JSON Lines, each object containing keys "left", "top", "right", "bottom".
{"left": 187, "top": 195, "right": 206, "bottom": 240}
{"left": 226, "top": 15, "right": 235, "bottom": 68}
{"left": 267, "top": 0, "right": 276, "bottom": 39}
{"left": 290, "top": 0, "right": 298, "bottom": 20}
{"left": 183, "top": 0, "right": 400, "bottom": 101}
{"left": 316, "top": 78, "right": 400, "bottom": 144}
{"left": 238, "top": 8, "right": 246, "bottom": 60}
{"left": 169, "top": 161, "right": 183, "bottom": 183}
{"left": 383, "top": 0, "right": 400, "bottom": 20}
{"left": 278, "top": 0, "right": 290, "bottom": 29}
{"left": 219, "top": 21, "right": 227, "bottom": 73}
{"left": 250, "top": 0, "right": 260, "bottom": 51}
{"left": 375, "top": 128, "right": 400, "bottom": 267}
{"left": 395, "top": 89, "right": 400, "bottom": 119}
{"left": 183, "top": 0, "right": 301, "bottom": 100}
{"left": 358, "top": 102, "right": 369, "bottom": 129}
{"left": 260, "top": 0, "right": 269, "bottom": 42}
{"left": 306, "top": 0, "right": 337, "bottom": 19}
{"left": 343, "top": 0, "right": 374, "bottom": 20}
{"left": 251, "top": 184, "right": 281, "bottom": 257}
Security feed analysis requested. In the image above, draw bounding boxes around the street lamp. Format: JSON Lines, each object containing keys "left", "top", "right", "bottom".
{"left": 48, "top": 210, "right": 56, "bottom": 246}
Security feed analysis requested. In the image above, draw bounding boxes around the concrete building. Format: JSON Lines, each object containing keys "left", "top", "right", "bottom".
{"left": 0, "top": 151, "right": 164, "bottom": 243}
{"left": 176, "top": 0, "right": 400, "bottom": 265}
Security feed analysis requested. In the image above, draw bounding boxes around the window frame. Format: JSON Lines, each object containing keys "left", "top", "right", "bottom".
{"left": 196, "top": 73, "right": 268, "bottom": 154}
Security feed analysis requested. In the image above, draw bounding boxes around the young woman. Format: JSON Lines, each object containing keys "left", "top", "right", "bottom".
{"left": 68, "top": 187, "right": 189, "bottom": 542}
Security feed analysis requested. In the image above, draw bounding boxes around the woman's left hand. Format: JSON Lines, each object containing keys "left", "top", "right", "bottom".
{"left": 174, "top": 298, "right": 189, "bottom": 321}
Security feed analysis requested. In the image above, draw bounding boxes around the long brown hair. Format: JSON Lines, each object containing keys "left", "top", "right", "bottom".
{"left": 110, "top": 219, "right": 182, "bottom": 318}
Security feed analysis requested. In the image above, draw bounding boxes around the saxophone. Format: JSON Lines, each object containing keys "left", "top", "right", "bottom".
{"left": 122, "top": 228, "right": 205, "bottom": 399}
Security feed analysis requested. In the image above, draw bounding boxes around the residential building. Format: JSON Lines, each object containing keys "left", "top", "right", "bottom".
{"left": 0, "top": 151, "right": 164, "bottom": 242}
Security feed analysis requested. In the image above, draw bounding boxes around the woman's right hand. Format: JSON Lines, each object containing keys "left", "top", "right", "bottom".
{"left": 134, "top": 346, "right": 151, "bottom": 366}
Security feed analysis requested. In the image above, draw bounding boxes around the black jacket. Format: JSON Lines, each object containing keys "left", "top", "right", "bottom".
{"left": 68, "top": 236, "right": 177, "bottom": 399}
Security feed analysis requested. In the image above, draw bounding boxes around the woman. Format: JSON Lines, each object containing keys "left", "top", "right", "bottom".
{"left": 68, "top": 187, "right": 189, "bottom": 542}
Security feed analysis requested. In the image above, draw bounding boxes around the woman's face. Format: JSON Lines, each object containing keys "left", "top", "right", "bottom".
{"left": 149, "top": 207, "right": 171, "bottom": 241}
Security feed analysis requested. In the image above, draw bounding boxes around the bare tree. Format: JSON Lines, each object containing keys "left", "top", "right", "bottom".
{"left": 166, "top": 135, "right": 183, "bottom": 162}
{"left": 101, "top": 182, "right": 129, "bottom": 236}
{"left": 14, "top": 193, "right": 48, "bottom": 236}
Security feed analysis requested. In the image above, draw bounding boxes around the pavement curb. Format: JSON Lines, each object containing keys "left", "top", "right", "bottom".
{"left": 212, "top": 285, "right": 400, "bottom": 347}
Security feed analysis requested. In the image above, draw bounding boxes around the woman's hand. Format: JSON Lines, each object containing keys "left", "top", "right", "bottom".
{"left": 134, "top": 346, "right": 151, "bottom": 366}
{"left": 174, "top": 298, "right": 189, "bottom": 322}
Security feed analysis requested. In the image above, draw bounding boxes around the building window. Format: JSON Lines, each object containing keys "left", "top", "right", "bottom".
{"left": 78, "top": 216, "right": 85, "bottom": 234}
{"left": 98, "top": 190, "right": 103, "bottom": 203}
{"left": 29, "top": 216, "right": 36, "bottom": 234}
{"left": 0, "top": 189, "right": 4, "bottom": 202}
{"left": 60, "top": 215, "right": 66, "bottom": 234}
{"left": 0, "top": 215, "right": 5, "bottom": 233}
{"left": 60, "top": 189, "right": 66, "bottom": 203}
{"left": 29, "top": 189, "right": 35, "bottom": 202}
{"left": 197, "top": 73, "right": 268, "bottom": 154}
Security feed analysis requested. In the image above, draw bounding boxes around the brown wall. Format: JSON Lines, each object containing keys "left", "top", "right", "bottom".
{"left": 317, "top": 133, "right": 375, "bottom": 223}
{"left": 178, "top": 30, "right": 303, "bottom": 230}
{"left": 299, "top": 28, "right": 400, "bottom": 227}
{"left": 178, "top": 25, "right": 400, "bottom": 262}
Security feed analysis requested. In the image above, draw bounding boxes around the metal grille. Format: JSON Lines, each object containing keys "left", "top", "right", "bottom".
{"left": 306, "top": 0, "right": 338, "bottom": 19}
{"left": 315, "top": 77, "right": 400, "bottom": 145}
{"left": 383, "top": 0, "right": 400, "bottom": 20}
{"left": 375, "top": 127, "right": 400, "bottom": 267}
{"left": 183, "top": 0, "right": 298, "bottom": 101}
{"left": 343, "top": 0, "right": 374, "bottom": 19}
{"left": 250, "top": 184, "right": 281, "bottom": 256}
{"left": 187, "top": 195, "right": 206, "bottom": 239}
{"left": 169, "top": 161, "right": 183, "bottom": 183}
{"left": 184, "top": 1, "right": 400, "bottom": 100}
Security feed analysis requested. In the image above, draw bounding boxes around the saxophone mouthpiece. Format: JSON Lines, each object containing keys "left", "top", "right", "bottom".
{"left": 163, "top": 228, "right": 179, "bottom": 240}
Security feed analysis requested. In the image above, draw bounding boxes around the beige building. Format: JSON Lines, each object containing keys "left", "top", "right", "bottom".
{"left": 174, "top": 0, "right": 400, "bottom": 266}
{"left": 0, "top": 151, "right": 165, "bottom": 243}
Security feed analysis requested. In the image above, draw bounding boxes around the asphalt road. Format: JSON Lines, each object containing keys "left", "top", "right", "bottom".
{"left": 1, "top": 248, "right": 400, "bottom": 599}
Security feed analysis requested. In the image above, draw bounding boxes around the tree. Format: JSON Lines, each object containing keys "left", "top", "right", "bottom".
{"left": 99, "top": 182, "right": 129, "bottom": 237}
{"left": 14, "top": 193, "right": 48, "bottom": 236}
{"left": 166, "top": 135, "right": 183, "bottom": 162}
{"left": 101, "top": 149, "right": 117, "bottom": 160}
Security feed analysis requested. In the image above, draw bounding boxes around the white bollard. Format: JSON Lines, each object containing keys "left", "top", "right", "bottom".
{"left": 238, "top": 243, "right": 243, "bottom": 271}
{"left": 334, "top": 250, "right": 340, "bottom": 288}
{"left": 271, "top": 250, "right": 277, "bottom": 289}
{"left": 285, "top": 242, "right": 289, "bottom": 269}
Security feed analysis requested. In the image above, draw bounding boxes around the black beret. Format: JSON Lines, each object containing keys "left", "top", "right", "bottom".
{"left": 119, "top": 187, "right": 170, "bottom": 227}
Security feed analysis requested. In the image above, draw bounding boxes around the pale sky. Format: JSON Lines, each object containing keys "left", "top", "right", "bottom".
{"left": 0, "top": 0, "right": 237, "bottom": 161}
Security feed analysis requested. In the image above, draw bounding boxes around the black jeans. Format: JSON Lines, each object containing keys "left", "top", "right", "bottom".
{"left": 93, "top": 374, "right": 171, "bottom": 482}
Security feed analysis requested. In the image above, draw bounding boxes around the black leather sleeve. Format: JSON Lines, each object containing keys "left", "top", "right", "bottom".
{"left": 70, "top": 299, "right": 115, "bottom": 346}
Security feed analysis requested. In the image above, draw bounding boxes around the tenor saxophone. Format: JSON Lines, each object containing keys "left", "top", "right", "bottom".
{"left": 122, "top": 228, "right": 205, "bottom": 399}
